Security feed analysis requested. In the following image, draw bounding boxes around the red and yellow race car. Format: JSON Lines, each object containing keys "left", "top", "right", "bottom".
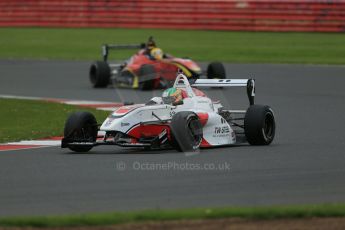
{"left": 89, "top": 37, "right": 226, "bottom": 90}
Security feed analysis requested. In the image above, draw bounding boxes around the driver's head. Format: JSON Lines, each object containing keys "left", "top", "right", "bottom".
{"left": 163, "top": 87, "right": 183, "bottom": 105}
{"left": 150, "top": 48, "right": 163, "bottom": 60}
{"left": 163, "top": 87, "right": 176, "bottom": 97}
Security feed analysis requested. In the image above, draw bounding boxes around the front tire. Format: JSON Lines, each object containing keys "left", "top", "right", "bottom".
{"left": 244, "top": 105, "right": 275, "bottom": 145}
{"left": 170, "top": 112, "right": 203, "bottom": 152}
{"left": 207, "top": 62, "right": 226, "bottom": 79}
{"left": 89, "top": 61, "right": 111, "bottom": 88}
{"left": 63, "top": 111, "right": 98, "bottom": 152}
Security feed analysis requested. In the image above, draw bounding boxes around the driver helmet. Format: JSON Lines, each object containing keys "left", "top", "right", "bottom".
{"left": 163, "top": 87, "right": 183, "bottom": 105}
{"left": 150, "top": 47, "right": 163, "bottom": 60}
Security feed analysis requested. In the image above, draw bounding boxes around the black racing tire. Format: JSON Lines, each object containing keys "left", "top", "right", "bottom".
{"left": 207, "top": 62, "right": 226, "bottom": 79}
{"left": 170, "top": 112, "right": 203, "bottom": 152}
{"left": 139, "top": 64, "right": 156, "bottom": 90}
{"left": 244, "top": 105, "right": 275, "bottom": 145}
{"left": 63, "top": 111, "right": 98, "bottom": 152}
{"left": 89, "top": 61, "right": 111, "bottom": 88}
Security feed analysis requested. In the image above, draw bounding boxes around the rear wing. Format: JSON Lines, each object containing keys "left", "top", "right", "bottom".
{"left": 192, "top": 78, "right": 255, "bottom": 105}
{"left": 102, "top": 43, "right": 145, "bottom": 61}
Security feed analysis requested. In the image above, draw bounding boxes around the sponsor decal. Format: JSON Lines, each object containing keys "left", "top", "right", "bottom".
{"left": 214, "top": 126, "right": 230, "bottom": 134}
{"left": 213, "top": 126, "right": 230, "bottom": 138}
{"left": 121, "top": 122, "right": 130, "bottom": 127}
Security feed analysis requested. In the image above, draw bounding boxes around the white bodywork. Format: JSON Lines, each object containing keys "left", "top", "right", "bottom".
{"left": 100, "top": 74, "right": 252, "bottom": 147}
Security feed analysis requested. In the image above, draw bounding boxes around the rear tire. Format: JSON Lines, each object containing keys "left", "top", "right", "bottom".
{"left": 170, "top": 112, "right": 203, "bottom": 152}
{"left": 139, "top": 64, "right": 156, "bottom": 90}
{"left": 63, "top": 112, "right": 98, "bottom": 152}
{"left": 207, "top": 62, "right": 226, "bottom": 79}
{"left": 244, "top": 105, "right": 275, "bottom": 145}
{"left": 89, "top": 61, "right": 111, "bottom": 88}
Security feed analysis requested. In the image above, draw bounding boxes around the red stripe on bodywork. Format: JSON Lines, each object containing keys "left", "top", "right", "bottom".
{"left": 197, "top": 112, "right": 209, "bottom": 126}
{"left": 127, "top": 124, "right": 170, "bottom": 139}
{"left": 114, "top": 104, "right": 144, "bottom": 115}
{"left": 200, "top": 138, "right": 211, "bottom": 148}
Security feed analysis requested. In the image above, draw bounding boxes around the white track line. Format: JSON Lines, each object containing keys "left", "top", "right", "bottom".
{"left": 6, "top": 140, "right": 61, "bottom": 146}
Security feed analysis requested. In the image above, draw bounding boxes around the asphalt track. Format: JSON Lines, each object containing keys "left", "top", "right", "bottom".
{"left": 0, "top": 60, "right": 345, "bottom": 217}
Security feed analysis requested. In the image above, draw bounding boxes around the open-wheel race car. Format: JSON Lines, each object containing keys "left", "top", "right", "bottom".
{"left": 89, "top": 37, "right": 226, "bottom": 90}
{"left": 62, "top": 73, "right": 276, "bottom": 153}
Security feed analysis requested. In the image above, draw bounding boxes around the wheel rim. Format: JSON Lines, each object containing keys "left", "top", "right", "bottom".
{"left": 187, "top": 118, "right": 202, "bottom": 149}
{"left": 263, "top": 113, "right": 274, "bottom": 140}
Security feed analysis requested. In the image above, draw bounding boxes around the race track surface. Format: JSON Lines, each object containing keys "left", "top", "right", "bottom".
{"left": 1, "top": 60, "right": 345, "bottom": 217}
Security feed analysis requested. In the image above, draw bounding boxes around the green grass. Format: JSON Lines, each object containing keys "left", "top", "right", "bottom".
{"left": 0, "top": 28, "right": 344, "bottom": 64}
{"left": 0, "top": 204, "right": 345, "bottom": 227}
{"left": 0, "top": 98, "right": 110, "bottom": 143}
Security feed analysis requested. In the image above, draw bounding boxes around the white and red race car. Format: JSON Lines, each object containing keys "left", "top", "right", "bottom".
{"left": 62, "top": 74, "right": 275, "bottom": 152}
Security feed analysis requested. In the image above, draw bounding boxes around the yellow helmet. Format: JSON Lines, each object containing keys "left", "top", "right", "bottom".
{"left": 150, "top": 48, "right": 163, "bottom": 60}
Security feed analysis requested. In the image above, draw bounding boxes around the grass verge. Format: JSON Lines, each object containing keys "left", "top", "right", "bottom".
{"left": 0, "top": 28, "right": 344, "bottom": 64}
{"left": 0, "top": 98, "right": 110, "bottom": 143}
{"left": 0, "top": 204, "right": 345, "bottom": 227}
